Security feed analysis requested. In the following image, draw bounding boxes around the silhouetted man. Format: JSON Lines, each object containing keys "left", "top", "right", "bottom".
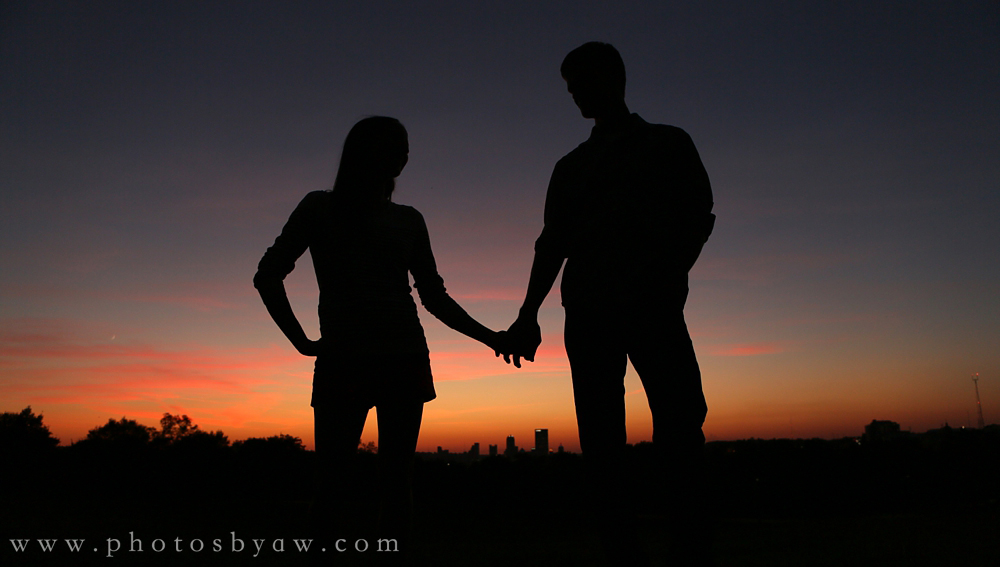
{"left": 505, "top": 42, "right": 715, "bottom": 565}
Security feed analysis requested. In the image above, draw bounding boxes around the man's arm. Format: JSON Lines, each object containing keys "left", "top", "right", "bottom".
{"left": 504, "top": 157, "right": 573, "bottom": 367}
{"left": 675, "top": 128, "right": 714, "bottom": 273}
{"left": 517, "top": 250, "right": 565, "bottom": 318}
{"left": 506, "top": 249, "right": 565, "bottom": 368}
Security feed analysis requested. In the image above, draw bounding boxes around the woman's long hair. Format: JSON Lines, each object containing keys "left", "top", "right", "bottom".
{"left": 330, "top": 116, "right": 408, "bottom": 211}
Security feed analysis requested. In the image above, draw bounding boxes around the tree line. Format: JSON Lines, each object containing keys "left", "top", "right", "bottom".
{"left": 0, "top": 406, "right": 306, "bottom": 456}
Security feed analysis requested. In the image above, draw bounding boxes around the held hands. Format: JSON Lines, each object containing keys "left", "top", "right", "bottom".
{"left": 493, "top": 315, "right": 542, "bottom": 368}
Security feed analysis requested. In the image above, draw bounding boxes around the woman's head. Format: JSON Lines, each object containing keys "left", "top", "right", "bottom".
{"left": 332, "top": 116, "right": 409, "bottom": 206}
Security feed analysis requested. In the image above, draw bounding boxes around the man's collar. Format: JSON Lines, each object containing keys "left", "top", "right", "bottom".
{"left": 588, "top": 113, "right": 645, "bottom": 143}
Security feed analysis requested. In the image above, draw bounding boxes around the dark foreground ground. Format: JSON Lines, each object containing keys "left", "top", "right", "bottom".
{"left": 3, "top": 431, "right": 998, "bottom": 566}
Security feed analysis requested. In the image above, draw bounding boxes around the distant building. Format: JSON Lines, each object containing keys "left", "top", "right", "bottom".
{"left": 535, "top": 429, "right": 549, "bottom": 455}
{"left": 505, "top": 435, "right": 517, "bottom": 456}
{"left": 469, "top": 442, "right": 480, "bottom": 457}
{"left": 488, "top": 444, "right": 498, "bottom": 457}
{"left": 863, "top": 419, "right": 901, "bottom": 442}
{"left": 437, "top": 446, "right": 449, "bottom": 454}
{"left": 557, "top": 444, "right": 564, "bottom": 454}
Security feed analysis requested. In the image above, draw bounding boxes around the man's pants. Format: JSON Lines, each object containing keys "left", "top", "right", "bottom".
{"left": 565, "top": 302, "right": 710, "bottom": 564}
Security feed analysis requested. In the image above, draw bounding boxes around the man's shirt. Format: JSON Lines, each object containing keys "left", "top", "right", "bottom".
{"left": 535, "top": 113, "right": 714, "bottom": 309}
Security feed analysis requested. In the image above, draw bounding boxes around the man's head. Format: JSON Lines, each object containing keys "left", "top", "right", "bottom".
{"left": 560, "top": 42, "right": 626, "bottom": 119}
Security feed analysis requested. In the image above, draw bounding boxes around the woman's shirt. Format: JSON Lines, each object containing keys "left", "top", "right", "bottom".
{"left": 254, "top": 191, "right": 468, "bottom": 359}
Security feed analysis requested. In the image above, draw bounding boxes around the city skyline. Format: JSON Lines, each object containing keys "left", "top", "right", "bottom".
{"left": 9, "top": 403, "right": 994, "bottom": 455}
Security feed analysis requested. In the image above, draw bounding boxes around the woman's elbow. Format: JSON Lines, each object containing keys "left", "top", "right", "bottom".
{"left": 253, "top": 271, "right": 282, "bottom": 292}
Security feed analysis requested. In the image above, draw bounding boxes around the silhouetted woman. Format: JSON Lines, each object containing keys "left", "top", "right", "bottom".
{"left": 253, "top": 116, "right": 503, "bottom": 562}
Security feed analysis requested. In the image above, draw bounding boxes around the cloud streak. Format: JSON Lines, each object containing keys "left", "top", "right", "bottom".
{"left": 1, "top": 319, "right": 307, "bottom": 408}
{"left": 707, "top": 342, "right": 785, "bottom": 357}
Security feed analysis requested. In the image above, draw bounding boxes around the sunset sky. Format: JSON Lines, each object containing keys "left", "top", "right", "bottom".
{"left": 2, "top": 1, "right": 998, "bottom": 452}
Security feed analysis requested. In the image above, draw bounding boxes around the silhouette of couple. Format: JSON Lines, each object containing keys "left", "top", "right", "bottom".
{"left": 255, "top": 42, "right": 715, "bottom": 566}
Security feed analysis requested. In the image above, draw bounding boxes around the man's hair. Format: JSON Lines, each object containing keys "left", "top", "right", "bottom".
{"left": 560, "top": 42, "right": 626, "bottom": 91}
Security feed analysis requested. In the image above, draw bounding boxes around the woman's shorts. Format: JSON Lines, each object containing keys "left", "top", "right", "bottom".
{"left": 311, "top": 351, "right": 435, "bottom": 408}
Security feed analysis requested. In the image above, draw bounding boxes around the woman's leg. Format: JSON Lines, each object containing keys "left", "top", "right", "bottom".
{"left": 373, "top": 399, "right": 423, "bottom": 564}
{"left": 312, "top": 401, "right": 371, "bottom": 546}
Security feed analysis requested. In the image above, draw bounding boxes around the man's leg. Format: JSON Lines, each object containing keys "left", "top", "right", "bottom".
{"left": 628, "top": 310, "right": 707, "bottom": 454}
{"left": 565, "top": 307, "right": 650, "bottom": 566}
{"left": 565, "top": 308, "right": 628, "bottom": 457}
{"left": 628, "top": 309, "right": 713, "bottom": 565}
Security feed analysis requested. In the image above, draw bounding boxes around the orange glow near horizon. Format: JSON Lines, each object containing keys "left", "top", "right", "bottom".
{"left": 4, "top": 313, "right": 996, "bottom": 453}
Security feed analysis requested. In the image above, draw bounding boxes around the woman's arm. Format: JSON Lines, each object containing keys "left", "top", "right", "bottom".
{"left": 253, "top": 193, "right": 323, "bottom": 356}
{"left": 408, "top": 210, "right": 504, "bottom": 352}
{"left": 255, "top": 283, "right": 321, "bottom": 356}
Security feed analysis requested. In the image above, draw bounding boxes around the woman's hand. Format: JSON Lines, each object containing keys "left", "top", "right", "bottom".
{"left": 489, "top": 330, "right": 511, "bottom": 359}
{"left": 256, "top": 282, "right": 323, "bottom": 357}
{"left": 294, "top": 338, "right": 324, "bottom": 357}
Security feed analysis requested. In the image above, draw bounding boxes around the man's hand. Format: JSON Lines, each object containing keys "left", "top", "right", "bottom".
{"left": 501, "top": 250, "right": 563, "bottom": 367}
{"left": 503, "top": 316, "right": 542, "bottom": 368}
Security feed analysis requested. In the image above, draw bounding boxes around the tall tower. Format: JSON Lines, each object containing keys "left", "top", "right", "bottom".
{"left": 505, "top": 435, "right": 517, "bottom": 456}
{"left": 534, "top": 429, "right": 549, "bottom": 455}
{"left": 972, "top": 373, "right": 986, "bottom": 429}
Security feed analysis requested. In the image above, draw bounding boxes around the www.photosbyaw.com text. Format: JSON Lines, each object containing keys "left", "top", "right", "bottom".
{"left": 9, "top": 531, "right": 398, "bottom": 557}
